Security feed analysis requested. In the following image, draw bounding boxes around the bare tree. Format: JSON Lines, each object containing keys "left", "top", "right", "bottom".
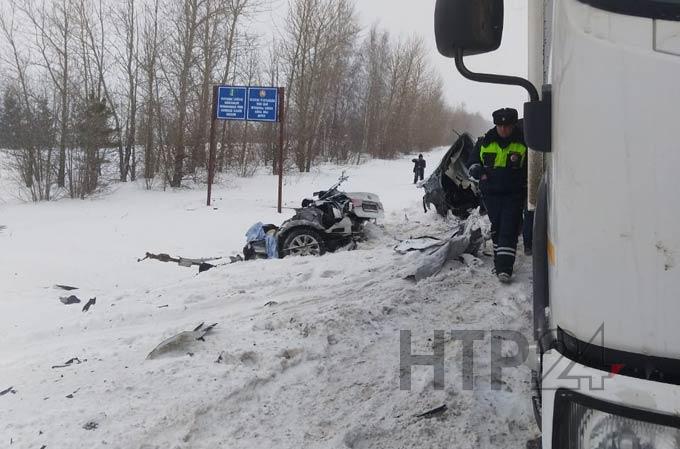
{"left": 115, "top": 0, "right": 141, "bottom": 181}
{"left": 186, "top": 0, "right": 221, "bottom": 176}
{"left": 19, "top": 0, "right": 73, "bottom": 188}
{"left": 0, "top": 4, "right": 36, "bottom": 190}
{"left": 0, "top": 2, "right": 61, "bottom": 200}
{"left": 262, "top": 39, "right": 281, "bottom": 173}
{"left": 160, "top": 0, "right": 208, "bottom": 187}
{"left": 76, "top": 0, "right": 139, "bottom": 183}
{"left": 356, "top": 25, "right": 389, "bottom": 163}
{"left": 139, "top": 0, "right": 160, "bottom": 184}
{"left": 283, "top": 0, "right": 359, "bottom": 172}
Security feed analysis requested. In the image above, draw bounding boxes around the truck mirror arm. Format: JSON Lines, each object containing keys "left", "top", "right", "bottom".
{"left": 454, "top": 48, "right": 539, "bottom": 102}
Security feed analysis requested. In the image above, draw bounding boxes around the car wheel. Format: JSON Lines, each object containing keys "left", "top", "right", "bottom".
{"left": 281, "top": 228, "right": 326, "bottom": 257}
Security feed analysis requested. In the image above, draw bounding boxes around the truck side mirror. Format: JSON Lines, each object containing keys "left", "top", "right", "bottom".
{"left": 434, "top": 0, "right": 504, "bottom": 57}
{"left": 434, "top": 0, "right": 550, "bottom": 153}
{"left": 524, "top": 85, "right": 553, "bottom": 153}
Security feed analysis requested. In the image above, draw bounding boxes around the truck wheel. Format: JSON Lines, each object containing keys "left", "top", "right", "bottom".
{"left": 281, "top": 228, "right": 326, "bottom": 257}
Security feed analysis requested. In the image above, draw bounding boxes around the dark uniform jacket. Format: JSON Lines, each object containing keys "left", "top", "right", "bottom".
{"left": 468, "top": 127, "right": 527, "bottom": 196}
{"left": 412, "top": 158, "right": 426, "bottom": 173}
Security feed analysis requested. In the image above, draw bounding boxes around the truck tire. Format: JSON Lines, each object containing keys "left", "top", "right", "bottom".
{"left": 281, "top": 228, "right": 326, "bottom": 257}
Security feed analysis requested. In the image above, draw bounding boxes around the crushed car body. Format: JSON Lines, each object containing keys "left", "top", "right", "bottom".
{"left": 421, "top": 133, "right": 481, "bottom": 218}
{"left": 244, "top": 173, "right": 384, "bottom": 259}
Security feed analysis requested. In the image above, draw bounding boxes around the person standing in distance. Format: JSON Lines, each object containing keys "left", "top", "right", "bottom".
{"left": 412, "top": 154, "right": 426, "bottom": 184}
{"left": 468, "top": 108, "right": 527, "bottom": 283}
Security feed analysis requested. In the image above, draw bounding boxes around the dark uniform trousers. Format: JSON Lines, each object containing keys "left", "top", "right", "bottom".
{"left": 412, "top": 159, "right": 426, "bottom": 183}
{"left": 484, "top": 193, "right": 525, "bottom": 275}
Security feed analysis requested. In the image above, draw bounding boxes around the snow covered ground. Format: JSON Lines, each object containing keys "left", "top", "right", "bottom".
{"left": 0, "top": 149, "right": 539, "bottom": 448}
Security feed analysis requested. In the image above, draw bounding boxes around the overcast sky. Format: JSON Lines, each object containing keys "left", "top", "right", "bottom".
{"left": 260, "top": 0, "right": 529, "bottom": 119}
{"left": 355, "top": 0, "right": 529, "bottom": 119}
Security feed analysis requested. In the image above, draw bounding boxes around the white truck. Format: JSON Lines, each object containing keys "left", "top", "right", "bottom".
{"left": 435, "top": 0, "right": 680, "bottom": 447}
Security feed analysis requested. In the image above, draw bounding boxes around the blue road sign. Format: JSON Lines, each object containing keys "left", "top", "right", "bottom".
{"left": 217, "top": 86, "right": 246, "bottom": 120}
{"left": 247, "top": 87, "right": 278, "bottom": 122}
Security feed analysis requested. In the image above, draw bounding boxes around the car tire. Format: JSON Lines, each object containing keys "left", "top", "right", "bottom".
{"left": 281, "top": 228, "right": 326, "bottom": 257}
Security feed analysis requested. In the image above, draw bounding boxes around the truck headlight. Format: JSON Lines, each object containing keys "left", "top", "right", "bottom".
{"left": 554, "top": 389, "right": 680, "bottom": 449}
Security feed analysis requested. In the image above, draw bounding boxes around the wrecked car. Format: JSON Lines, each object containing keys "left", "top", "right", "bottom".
{"left": 244, "top": 173, "right": 384, "bottom": 259}
{"left": 421, "top": 133, "right": 481, "bottom": 218}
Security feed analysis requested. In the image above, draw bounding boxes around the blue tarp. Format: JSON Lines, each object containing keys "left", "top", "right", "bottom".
{"left": 246, "top": 222, "right": 266, "bottom": 242}
{"left": 245, "top": 222, "right": 278, "bottom": 259}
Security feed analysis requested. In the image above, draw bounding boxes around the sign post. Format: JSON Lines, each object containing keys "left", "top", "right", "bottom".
{"left": 277, "top": 87, "right": 285, "bottom": 214}
{"left": 207, "top": 85, "right": 219, "bottom": 206}
{"left": 206, "top": 85, "right": 285, "bottom": 210}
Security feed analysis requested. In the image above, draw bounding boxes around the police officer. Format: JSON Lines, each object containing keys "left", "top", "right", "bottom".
{"left": 412, "top": 154, "right": 426, "bottom": 184}
{"left": 468, "top": 108, "right": 527, "bottom": 283}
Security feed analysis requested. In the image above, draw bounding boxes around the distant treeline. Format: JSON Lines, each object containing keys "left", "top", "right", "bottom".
{"left": 0, "top": 0, "right": 488, "bottom": 201}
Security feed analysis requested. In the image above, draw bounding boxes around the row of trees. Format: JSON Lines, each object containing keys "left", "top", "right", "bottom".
{"left": 0, "top": 0, "right": 487, "bottom": 201}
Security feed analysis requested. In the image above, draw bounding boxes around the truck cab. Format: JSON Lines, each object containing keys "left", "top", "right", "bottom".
{"left": 435, "top": 0, "right": 680, "bottom": 447}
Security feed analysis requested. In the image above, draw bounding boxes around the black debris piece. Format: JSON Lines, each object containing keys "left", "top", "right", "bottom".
{"left": 263, "top": 301, "right": 278, "bottom": 307}
{"left": 82, "top": 298, "right": 96, "bottom": 312}
{"left": 141, "top": 252, "right": 224, "bottom": 273}
{"left": 51, "top": 358, "right": 83, "bottom": 369}
{"left": 195, "top": 323, "right": 218, "bottom": 342}
{"left": 215, "top": 352, "right": 225, "bottom": 363}
{"left": 40, "top": 446, "right": 46, "bottom": 449}
{"left": 55, "top": 284, "right": 78, "bottom": 291}
{"left": 59, "top": 295, "right": 81, "bottom": 305}
{"left": 415, "top": 404, "right": 448, "bottom": 419}
{"left": 83, "top": 421, "right": 98, "bottom": 431}
{"left": 157, "top": 305, "right": 169, "bottom": 309}
{"left": 198, "top": 262, "right": 215, "bottom": 273}
{"left": 65, "top": 388, "right": 80, "bottom": 399}
{"left": 1, "top": 386, "right": 16, "bottom": 396}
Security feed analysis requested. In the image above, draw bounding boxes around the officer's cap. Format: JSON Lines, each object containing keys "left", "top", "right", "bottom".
{"left": 492, "top": 108, "right": 518, "bottom": 126}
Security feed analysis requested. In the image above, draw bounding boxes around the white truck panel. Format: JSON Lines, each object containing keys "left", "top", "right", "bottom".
{"left": 549, "top": 0, "right": 680, "bottom": 358}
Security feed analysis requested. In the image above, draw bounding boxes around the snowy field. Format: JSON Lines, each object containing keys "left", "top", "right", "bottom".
{"left": 0, "top": 149, "right": 539, "bottom": 448}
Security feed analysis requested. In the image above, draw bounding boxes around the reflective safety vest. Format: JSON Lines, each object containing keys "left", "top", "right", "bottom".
{"left": 480, "top": 142, "right": 527, "bottom": 169}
